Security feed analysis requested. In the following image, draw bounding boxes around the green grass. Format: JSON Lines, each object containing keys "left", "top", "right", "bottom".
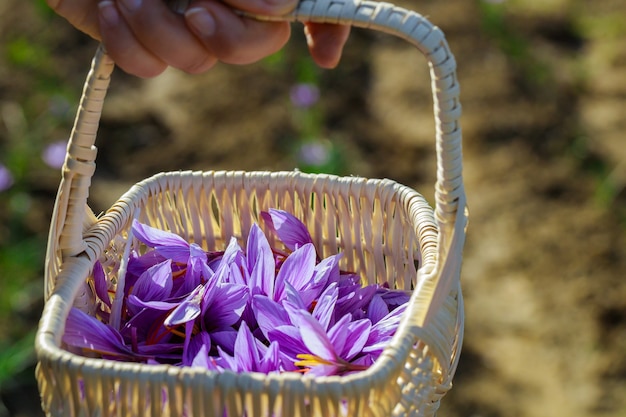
{"left": 478, "top": 0, "right": 552, "bottom": 88}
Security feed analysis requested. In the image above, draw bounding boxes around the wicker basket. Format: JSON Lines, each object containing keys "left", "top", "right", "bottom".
{"left": 35, "top": 0, "right": 468, "bottom": 416}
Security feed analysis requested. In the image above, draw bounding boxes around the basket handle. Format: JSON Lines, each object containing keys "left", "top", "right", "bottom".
{"left": 49, "top": 0, "right": 467, "bottom": 326}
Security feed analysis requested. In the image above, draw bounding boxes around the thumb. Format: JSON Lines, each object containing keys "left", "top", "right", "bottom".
{"left": 221, "top": 0, "right": 299, "bottom": 16}
{"left": 304, "top": 23, "right": 351, "bottom": 69}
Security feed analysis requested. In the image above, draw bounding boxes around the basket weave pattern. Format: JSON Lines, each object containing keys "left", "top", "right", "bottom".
{"left": 36, "top": 1, "right": 467, "bottom": 416}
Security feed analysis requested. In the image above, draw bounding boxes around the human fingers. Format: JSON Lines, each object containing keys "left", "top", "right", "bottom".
{"left": 221, "top": 0, "right": 298, "bottom": 16}
{"left": 47, "top": 0, "right": 101, "bottom": 40}
{"left": 304, "top": 23, "right": 351, "bottom": 69}
{"left": 184, "top": 1, "right": 291, "bottom": 65}
{"left": 114, "top": 0, "right": 218, "bottom": 74}
{"left": 98, "top": 1, "right": 168, "bottom": 77}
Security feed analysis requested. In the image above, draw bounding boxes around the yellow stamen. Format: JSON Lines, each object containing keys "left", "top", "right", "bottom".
{"left": 294, "top": 353, "right": 334, "bottom": 368}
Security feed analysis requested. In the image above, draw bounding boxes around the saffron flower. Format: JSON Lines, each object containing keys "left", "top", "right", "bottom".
{"left": 0, "top": 164, "right": 13, "bottom": 192}
{"left": 63, "top": 208, "right": 409, "bottom": 376}
{"left": 297, "top": 141, "right": 332, "bottom": 167}
{"left": 42, "top": 140, "right": 67, "bottom": 169}
{"left": 289, "top": 83, "right": 320, "bottom": 108}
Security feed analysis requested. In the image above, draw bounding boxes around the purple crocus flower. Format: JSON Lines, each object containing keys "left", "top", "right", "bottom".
{"left": 291, "top": 309, "right": 372, "bottom": 377}
{"left": 362, "top": 303, "right": 408, "bottom": 357}
{"left": 297, "top": 141, "right": 332, "bottom": 167}
{"left": 257, "top": 283, "right": 373, "bottom": 376}
{"left": 132, "top": 220, "right": 220, "bottom": 297}
{"left": 199, "top": 239, "right": 250, "bottom": 332}
{"left": 127, "top": 260, "right": 174, "bottom": 315}
{"left": 217, "top": 321, "right": 280, "bottom": 374}
{"left": 0, "top": 164, "right": 13, "bottom": 192}
{"left": 63, "top": 308, "right": 139, "bottom": 360}
{"left": 42, "top": 140, "right": 67, "bottom": 169}
{"left": 289, "top": 83, "right": 320, "bottom": 108}
{"left": 200, "top": 281, "right": 249, "bottom": 331}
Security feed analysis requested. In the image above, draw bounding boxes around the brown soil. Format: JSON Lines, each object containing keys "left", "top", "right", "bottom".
{"left": 1, "top": 1, "right": 625, "bottom": 416}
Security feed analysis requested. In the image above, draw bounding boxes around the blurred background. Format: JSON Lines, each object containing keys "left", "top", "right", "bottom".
{"left": 1, "top": 0, "right": 625, "bottom": 416}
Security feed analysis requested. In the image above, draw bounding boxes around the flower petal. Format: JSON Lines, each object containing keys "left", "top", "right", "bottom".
{"left": 326, "top": 313, "right": 352, "bottom": 358}
{"left": 259, "top": 341, "right": 280, "bottom": 374}
{"left": 336, "top": 283, "right": 377, "bottom": 319}
{"left": 274, "top": 243, "right": 316, "bottom": 301}
{"left": 292, "top": 309, "right": 337, "bottom": 362}
{"left": 378, "top": 288, "right": 411, "bottom": 310}
{"left": 252, "top": 295, "right": 291, "bottom": 340}
{"left": 164, "top": 285, "right": 204, "bottom": 327}
{"left": 132, "top": 220, "right": 190, "bottom": 263}
{"left": 63, "top": 308, "right": 135, "bottom": 359}
{"left": 262, "top": 209, "right": 313, "bottom": 251}
{"left": 130, "top": 260, "right": 173, "bottom": 305}
{"left": 183, "top": 331, "right": 211, "bottom": 366}
{"left": 126, "top": 295, "right": 180, "bottom": 312}
{"left": 247, "top": 224, "right": 275, "bottom": 297}
{"left": 311, "top": 282, "right": 338, "bottom": 331}
{"left": 233, "top": 321, "right": 259, "bottom": 372}
{"left": 266, "top": 325, "right": 305, "bottom": 361}
{"left": 217, "top": 346, "right": 238, "bottom": 372}
{"left": 363, "top": 303, "right": 408, "bottom": 355}
{"left": 342, "top": 319, "right": 372, "bottom": 361}
{"left": 176, "top": 248, "right": 211, "bottom": 296}
{"left": 136, "top": 342, "right": 184, "bottom": 360}
{"left": 191, "top": 343, "right": 220, "bottom": 371}
{"left": 211, "top": 329, "right": 238, "bottom": 356}
{"left": 92, "top": 261, "right": 111, "bottom": 308}
{"left": 366, "top": 294, "right": 388, "bottom": 324}
{"left": 202, "top": 283, "right": 249, "bottom": 330}
{"left": 305, "top": 254, "right": 341, "bottom": 301}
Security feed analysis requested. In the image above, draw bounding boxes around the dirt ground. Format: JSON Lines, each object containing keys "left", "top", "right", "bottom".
{"left": 1, "top": 1, "right": 625, "bottom": 416}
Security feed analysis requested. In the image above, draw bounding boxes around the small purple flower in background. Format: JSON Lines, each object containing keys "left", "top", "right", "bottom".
{"left": 0, "top": 164, "right": 13, "bottom": 192}
{"left": 289, "top": 83, "right": 320, "bottom": 108}
{"left": 42, "top": 140, "right": 67, "bottom": 169}
{"left": 297, "top": 141, "right": 332, "bottom": 167}
{"left": 63, "top": 208, "right": 409, "bottom": 377}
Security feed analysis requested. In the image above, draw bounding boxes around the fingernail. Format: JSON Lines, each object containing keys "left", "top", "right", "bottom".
{"left": 99, "top": 1, "right": 120, "bottom": 26}
{"left": 304, "top": 25, "right": 314, "bottom": 48}
{"left": 264, "top": 0, "right": 296, "bottom": 13}
{"left": 120, "top": 0, "right": 142, "bottom": 12}
{"left": 185, "top": 7, "right": 216, "bottom": 37}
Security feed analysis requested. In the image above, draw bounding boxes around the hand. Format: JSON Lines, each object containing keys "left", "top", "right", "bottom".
{"left": 47, "top": 0, "right": 350, "bottom": 78}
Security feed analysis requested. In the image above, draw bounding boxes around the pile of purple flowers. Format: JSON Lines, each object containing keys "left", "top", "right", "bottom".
{"left": 64, "top": 209, "right": 410, "bottom": 376}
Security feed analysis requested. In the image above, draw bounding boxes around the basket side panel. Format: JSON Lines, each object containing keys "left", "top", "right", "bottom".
{"left": 111, "top": 172, "right": 437, "bottom": 293}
